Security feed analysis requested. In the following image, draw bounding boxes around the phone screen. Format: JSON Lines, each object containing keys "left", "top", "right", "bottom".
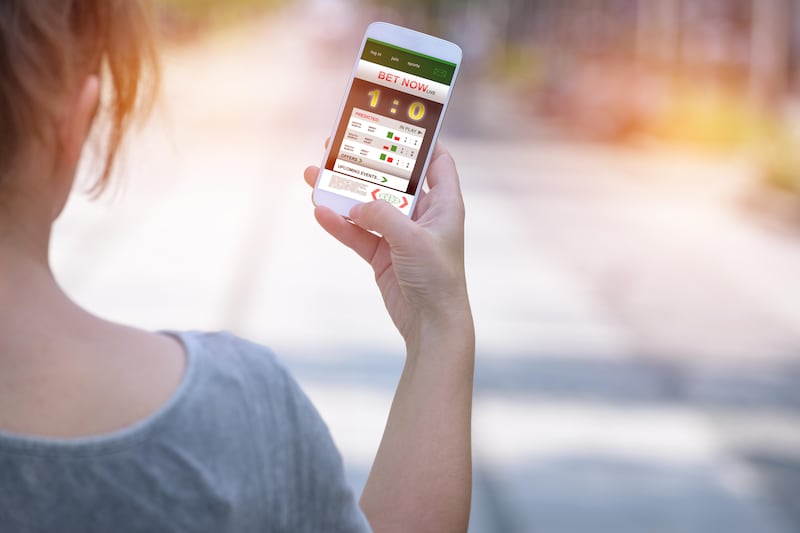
{"left": 318, "top": 38, "right": 457, "bottom": 214}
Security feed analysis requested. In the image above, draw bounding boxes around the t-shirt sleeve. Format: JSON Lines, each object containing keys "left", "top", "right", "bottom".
{"left": 277, "top": 367, "right": 372, "bottom": 533}
{"left": 230, "top": 335, "right": 372, "bottom": 533}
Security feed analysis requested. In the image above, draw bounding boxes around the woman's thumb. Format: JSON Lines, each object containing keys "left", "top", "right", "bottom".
{"left": 350, "top": 200, "right": 418, "bottom": 249}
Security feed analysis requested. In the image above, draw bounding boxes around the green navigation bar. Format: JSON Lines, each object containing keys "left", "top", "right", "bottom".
{"left": 361, "top": 39, "right": 456, "bottom": 85}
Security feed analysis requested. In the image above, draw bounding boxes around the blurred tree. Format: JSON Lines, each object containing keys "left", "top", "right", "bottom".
{"left": 156, "top": 0, "right": 285, "bottom": 40}
{"left": 636, "top": 0, "right": 680, "bottom": 64}
{"left": 749, "top": 0, "right": 793, "bottom": 108}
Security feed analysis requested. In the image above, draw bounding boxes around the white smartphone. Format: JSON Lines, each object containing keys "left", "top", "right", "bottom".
{"left": 313, "top": 22, "right": 462, "bottom": 218}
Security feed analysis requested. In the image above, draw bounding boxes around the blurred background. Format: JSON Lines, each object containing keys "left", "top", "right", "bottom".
{"left": 52, "top": 0, "right": 800, "bottom": 532}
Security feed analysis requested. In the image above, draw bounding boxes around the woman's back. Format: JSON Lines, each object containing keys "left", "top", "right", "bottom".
{"left": 0, "top": 332, "right": 369, "bottom": 532}
{"left": 0, "top": 309, "right": 184, "bottom": 439}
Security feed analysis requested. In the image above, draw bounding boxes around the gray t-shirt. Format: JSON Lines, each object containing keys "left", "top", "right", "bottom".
{"left": 0, "top": 331, "right": 371, "bottom": 532}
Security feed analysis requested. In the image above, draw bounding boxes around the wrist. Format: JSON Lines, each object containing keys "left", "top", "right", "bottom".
{"left": 405, "top": 296, "right": 475, "bottom": 362}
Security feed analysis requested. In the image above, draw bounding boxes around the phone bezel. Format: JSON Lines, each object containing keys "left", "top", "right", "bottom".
{"left": 313, "top": 21, "right": 462, "bottom": 219}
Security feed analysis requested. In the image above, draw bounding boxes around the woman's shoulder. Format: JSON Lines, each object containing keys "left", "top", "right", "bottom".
{"left": 168, "top": 330, "right": 312, "bottom": 425}
{"left": 169, "top": 330, "right": 288, "bottom": 386}
{"left": 172, "top": 330, "right": 277, "bottom": 359}
{"left": 166, "top": 330, "right": 341, "bottom": 472}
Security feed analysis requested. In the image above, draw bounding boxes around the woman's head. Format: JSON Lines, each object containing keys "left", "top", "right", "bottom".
{"left": 0, "top": 0, "right": 159, "bottom": 196}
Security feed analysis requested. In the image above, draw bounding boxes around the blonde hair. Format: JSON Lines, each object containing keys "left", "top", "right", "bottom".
{"left": 0, "top": 0, "right": 159, "bottom": 192}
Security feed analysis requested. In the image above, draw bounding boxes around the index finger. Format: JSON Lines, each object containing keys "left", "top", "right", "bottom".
{"left": 304, "top": 165, "right": 319, "bottom": 188}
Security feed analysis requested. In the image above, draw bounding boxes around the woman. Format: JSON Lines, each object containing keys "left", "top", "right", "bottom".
{"left": 0, "top": 2, "right": 474, "bottom": 532}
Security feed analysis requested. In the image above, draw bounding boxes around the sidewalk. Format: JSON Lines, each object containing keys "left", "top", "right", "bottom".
{"left": 52, "top": 5, "right": 800, "bottom": 532}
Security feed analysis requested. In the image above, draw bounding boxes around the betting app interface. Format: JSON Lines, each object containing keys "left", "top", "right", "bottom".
{"left": 319, "top": 38, "right": 456, "bottom": 214}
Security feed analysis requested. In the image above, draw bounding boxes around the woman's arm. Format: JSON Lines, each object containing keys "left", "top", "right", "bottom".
{"left": 304, "top": 143, "right": 475, "bottom": 532}
{"left": 358, "top": 313, "right": 474, "bottom": 533}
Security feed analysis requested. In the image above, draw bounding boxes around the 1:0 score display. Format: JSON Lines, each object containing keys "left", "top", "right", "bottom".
{"left": 367, "top": 89, "right": 426, "bottom": 121}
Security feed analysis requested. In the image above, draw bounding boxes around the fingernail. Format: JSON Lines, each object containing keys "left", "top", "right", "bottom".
{"left": 349, "top": 203, "right": 363, "bottom": 221}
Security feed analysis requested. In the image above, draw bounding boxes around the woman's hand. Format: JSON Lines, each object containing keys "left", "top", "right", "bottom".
{"left": 303, "top": 142, "right": 471, "bottom": 353}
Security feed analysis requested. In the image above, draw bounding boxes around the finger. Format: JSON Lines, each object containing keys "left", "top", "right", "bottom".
{"left": 349, "top": 200, "right": 418, "bottom": 252}
{"left": 324, "top": 137, "right": 330, "bottom": 150}
{"left": 425, "top": 142, "right": 459, "bottom": 194}
{"left": 314, "top": 206, "right": 381, "bottom": 263}
{"left": 304, "top": 165, "right": 319, "bottom": 188}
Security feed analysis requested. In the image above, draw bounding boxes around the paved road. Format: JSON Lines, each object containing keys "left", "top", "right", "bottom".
{"left": 52, "top": 5, "right": 800, "bottom": 532}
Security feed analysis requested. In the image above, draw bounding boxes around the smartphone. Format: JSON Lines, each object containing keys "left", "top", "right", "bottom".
{"left": 313, "top": 22, "right": 462, "bottom": 218}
